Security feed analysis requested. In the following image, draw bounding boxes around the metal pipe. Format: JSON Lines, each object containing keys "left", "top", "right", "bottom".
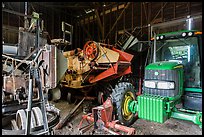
{"left": 148, "top": 24, "right": 151, "bottom": 41}
{"left": 54, "top": 46, "right": 57, "bottom": 88}
{"left": 24, "top": 2, "right": 29, "bottom": 29}
{"left": 2, "top": 54, "right": 30, "bottom": 64}
{"left": 153, "top": 33, "right": 156, "bottom": 63}
{"left": 25, "top": 73, "right": 33, "bottom": 135}
{"left": 152, "top": 33, "right": 156, "bottom": 63}
{"left": 102, "top": 126, "right": 120, "bottom": 135}
{"left": 107, "top": 122, "right": 135, "bottom": 135}
{"left": 37, "top": 19, "right": 40, "bottom": 50}
{"left": 2, "top": 8, "right": 33, "bottom": 19}
{"left": 25, "top": 2, "right": 27, "bottom": 16}
{"left": 10, "top": 46, "right": 42, "bottom": 76}
{"left": 151, "top": 14, "right": 202, "bottom": 28}
{"left": 80, "top": 115, "right": 135, "bottom": 135}
{"left": 33, "top": 48, "right": 44, "bottom": 62}
{"left": 36, "top": 72, "right": 49, "bottom": 134}
{"left": 186, "top": 15, "right": 193, "bottom": 30}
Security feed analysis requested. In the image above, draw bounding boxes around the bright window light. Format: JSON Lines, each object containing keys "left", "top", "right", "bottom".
{"left": 144, "top": 81, "right": 156, "bottom": 88}
{"left": 157, "top": 81, "right": 175, "bottom": 89}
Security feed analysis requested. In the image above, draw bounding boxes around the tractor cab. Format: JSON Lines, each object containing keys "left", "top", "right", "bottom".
{"left": 150, "top": 30, "right": 202, "bottom": 91}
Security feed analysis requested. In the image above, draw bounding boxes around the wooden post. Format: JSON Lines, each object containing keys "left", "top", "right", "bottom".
{"left": 52, "top": 10, "right": 54, "bottom": 38}
{"left": 103, "top": 7, "right": 105, "bottom": 42}
{"left": 174, "top": 2, "right": 176, "bottom": 19}
{"left": 161, "top": 2, "right": 164, "bottom": 22}
{"left": 95, "top": 9, "right": 103, "bottom": 40}
{"left": 141, "top": 2, "right": 142, "bottom": 38}
{"left": 105, "top": 2, "right": 131, "bottom": 40}
{"left": 131, "top": 2, "right": 134, "bottom": 32}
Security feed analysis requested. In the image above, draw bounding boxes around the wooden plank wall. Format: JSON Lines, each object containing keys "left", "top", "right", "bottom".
{"left": 2, "top": 2, "right": 202, "bottom": 49}
{"left": 75, "top": 2, "right": 202, "bottom": 49}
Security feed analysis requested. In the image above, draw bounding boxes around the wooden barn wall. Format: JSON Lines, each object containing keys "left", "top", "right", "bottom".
{"left": 2, "top": 2, "right": 76, "bottom": 48}
{"left": 76, "top": 2, "right": 202, "bottom": 49}
{"left": 2, "top": 2, "right": 202, "bottom": 49}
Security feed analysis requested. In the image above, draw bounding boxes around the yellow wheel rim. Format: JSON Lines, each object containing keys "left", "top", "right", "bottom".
{"left": 122, "top": 91, "right": 135, "bottom": 120}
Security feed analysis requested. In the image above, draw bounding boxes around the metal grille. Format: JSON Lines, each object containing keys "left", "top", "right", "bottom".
{"left": 143, "top": 69, "right": 179, "bottom": 97}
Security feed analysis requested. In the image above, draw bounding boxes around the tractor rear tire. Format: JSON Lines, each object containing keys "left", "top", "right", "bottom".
{"left": 111, "top": 82, "right": 137, "bottom": 126}
{"left": 183, "top": 92, "right": 202, "bottom": 112}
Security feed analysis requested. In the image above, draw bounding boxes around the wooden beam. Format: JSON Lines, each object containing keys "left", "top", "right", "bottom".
{"left": 102, "top": 7, "right": 105, "bottom": 42}
{"left": 143, "top": 2, "right": 148, "bottom": 23}
{"left": 105, "top": 2, "right": 131, "bottom": 40}
{"left": 94, "top": 9, "right": 104, "bottom": 40}
{"left": 43, "top": 5, "right": 96, "bottom": 9}
{"left": 148, "top": 2, "right": 151, "bottom": 24}
{"left": 140, "top": 3, "right": 142, "bottom": 38}
{"left": 151, "top": 2, "right": 168, "bottom": 24}
{"left": 187, "top": 2, "right": 190, "bottom": 15}
{"left": 131, "top": 2, "right": 134, "bottom": 31}
{"left": 174, "top": 2, "right": 176, "bottom": 19}
{"left": 123, "top": 4, "right": 125, "bottom": 30}
{"left": 31, "top": 2, "right": 77, "bottom": 18}
{"left": 81, "top": 23, "right": 92, "bottom": 40}
{"left": 161, "top": 2, "right": 164, "bottom": 22}
{"left": 80, "top": 4, "right": 126, "bottom": 25}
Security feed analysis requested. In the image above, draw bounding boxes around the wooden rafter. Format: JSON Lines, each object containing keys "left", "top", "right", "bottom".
{"left": 105, "top": 2, "right": 131, "bottom": 40}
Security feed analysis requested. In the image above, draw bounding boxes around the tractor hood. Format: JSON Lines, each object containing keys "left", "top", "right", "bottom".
{"left": 145, "top": 61, "right": 183, "bottom": 70}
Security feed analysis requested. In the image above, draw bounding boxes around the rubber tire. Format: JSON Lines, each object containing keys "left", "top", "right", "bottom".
{"left": 32, "top": 107, "right": 43, "bottom": 126}
{"left": 111, "top": 82, "right": 137, "bottom": 126}
{"left": 67, "top": 92, "right": 75, "bottom": 104}
{"left": 16, "top": 109, "right": 36, "bottom": 129}
{"left": 183, "top": 92, "right": 202, "bottom": 112}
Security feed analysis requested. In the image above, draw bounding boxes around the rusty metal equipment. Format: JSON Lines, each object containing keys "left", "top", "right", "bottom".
{"left": 2, "top": 45, "right": 60, "bottom": 135}
{"left": 77, "top": 97, "right": 135, "bottom": 135}
{"left": 62, "top": 41, "right": 133, "bottom": 86}
{"left": 59, "top": 41, "right": 133, "bottom": 103}
{"left": 2, "top": 8, "right": 60, "bottom": 135}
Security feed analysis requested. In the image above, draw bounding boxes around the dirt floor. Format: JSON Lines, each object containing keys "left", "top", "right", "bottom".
{"left": 51, "top": 100, "right": 202, "bottom": 135}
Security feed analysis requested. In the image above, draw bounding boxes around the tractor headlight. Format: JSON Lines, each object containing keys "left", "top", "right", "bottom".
{"left": 144, "top": 81, "right": 156, "bottom": 88}
{"left": 182, "top": 32, "right": 187, "bottom": 37}
{"left": 188, "top": 32, "right": 193, "bottom": 36}
{"left": 160, "top": 35, "right": 164, "bottom": 39}
{"left": 157, "top": 81, "right": 175, "bottom": 89}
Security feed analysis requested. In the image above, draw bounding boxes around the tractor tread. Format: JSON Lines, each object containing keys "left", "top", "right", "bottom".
{"left": 111, "top": 82, "right": 137, "bottom": 126}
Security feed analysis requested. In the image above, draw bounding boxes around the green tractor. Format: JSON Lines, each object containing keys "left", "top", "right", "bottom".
{"left": 111, "top": 30, "right": 202, "bottom": 128}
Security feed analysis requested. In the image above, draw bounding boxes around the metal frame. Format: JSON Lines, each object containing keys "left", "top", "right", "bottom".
{"left": 25, "top": 48, "right": 49, "bottom": 135}
{"left": 150, "top": 14, "right": 202, "bottom": 37}
{"left": 78, "top": 97, "right": 136, "bottom": 135}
